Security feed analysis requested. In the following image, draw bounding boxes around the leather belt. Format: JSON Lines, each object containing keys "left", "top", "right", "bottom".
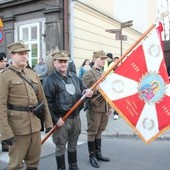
{"left": 7, "top": 104, "right": 36, "bottom": 112}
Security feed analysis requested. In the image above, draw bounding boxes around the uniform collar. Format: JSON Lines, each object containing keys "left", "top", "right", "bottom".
{"left": 92, "top": 67, "right": 102, "bottom": 73}
{"left": 10, "top": 65, "right": 26, "bottom": 74}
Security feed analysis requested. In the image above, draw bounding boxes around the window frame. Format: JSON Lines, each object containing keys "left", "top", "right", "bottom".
{"left": 14, "top": 18, "right": 46, "bottom": 67}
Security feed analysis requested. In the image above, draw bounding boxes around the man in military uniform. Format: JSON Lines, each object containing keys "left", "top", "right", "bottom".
{"left": 43, "top": 51, "right": 93, "bottom": 170}
{"left": 82, "top": 50, "right": 112, "bottom": 168}
{"left": 0, "top": 52, "right": 9, "bottom": 152}
{"left": 0, "top": 41, "right": 53, "bottom": 170}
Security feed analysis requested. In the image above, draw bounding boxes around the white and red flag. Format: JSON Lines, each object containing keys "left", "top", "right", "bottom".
{"left": 99, "top": 23, "right": 170, "bottom": 144}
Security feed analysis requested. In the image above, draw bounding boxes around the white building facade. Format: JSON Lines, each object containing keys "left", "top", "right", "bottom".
{"left": 70, "top": 0, "right": 157, "bottom": 69}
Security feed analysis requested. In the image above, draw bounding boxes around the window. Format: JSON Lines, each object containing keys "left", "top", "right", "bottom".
{"left": 19, "top": 23, "right": 40, "bottom": 67}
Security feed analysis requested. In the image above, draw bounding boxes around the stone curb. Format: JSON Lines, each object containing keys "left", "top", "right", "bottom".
{"left": 81, "top": 130, "right": 170, "bottom": 141}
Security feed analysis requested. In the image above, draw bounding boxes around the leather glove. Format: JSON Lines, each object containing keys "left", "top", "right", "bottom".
{"left": 3, "top": 137, "right": 15, "bottom": 146}
{"left": 45, "top": 127, "right": 52, "bottom": 133}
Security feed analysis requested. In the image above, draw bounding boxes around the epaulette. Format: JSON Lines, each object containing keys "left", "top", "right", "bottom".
{"left": 26, "top": 67, "right": 34, "bottom": 72}
{"left": 0, "top": 67, "right": 8, "bottom": 74}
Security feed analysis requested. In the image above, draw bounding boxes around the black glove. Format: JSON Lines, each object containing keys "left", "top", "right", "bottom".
{"left": 45, "top": 127, "right": 52, "bottom": 133}
{"left": 3, "top": 137, "right": 15, "bottom": 146}
{"left": 83, "top": 98, "right": 91, "bottom": 111}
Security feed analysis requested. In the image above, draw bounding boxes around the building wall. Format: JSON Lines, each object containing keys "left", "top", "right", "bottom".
{"left": 0, "top": 0, "right": 64, "bottom": 67}
{"left": 71, "top": 1, "right": 142, "bottom": 71}
{"left": 78, "top": 0, "right": 157, "bottom": 33}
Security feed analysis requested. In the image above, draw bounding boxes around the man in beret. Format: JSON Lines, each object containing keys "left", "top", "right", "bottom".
{"left": 43, "top": 50, "right": 93, "bottom": 170}
{"left": 0, "top": 41, "right": 53, "bottom": 170}
{"left": 82, "top": 50, "right": 111, "bottom": 168}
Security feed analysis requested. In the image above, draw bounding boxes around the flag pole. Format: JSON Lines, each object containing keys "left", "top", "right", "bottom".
{"left": 41, "top": 24, "right": 156, "bottom": 145}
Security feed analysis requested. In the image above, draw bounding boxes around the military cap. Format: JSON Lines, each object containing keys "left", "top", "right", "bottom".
{"left": 0, "top": 52, "right": 6, "bottom": 61}
{"left": 93, "top": 50, "right": 107, "bottom": 60}
{"left": 52, "top": 50, "right": 69, "bottom": 60}
{"left": 7, "top": 41, "right": 30, "bottom": 54}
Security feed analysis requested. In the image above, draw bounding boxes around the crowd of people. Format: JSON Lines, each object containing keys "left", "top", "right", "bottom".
{"left": 0, "top": 40, "right": 120, "bottom": 170}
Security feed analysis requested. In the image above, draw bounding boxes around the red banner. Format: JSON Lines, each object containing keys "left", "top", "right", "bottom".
{"left": 99, "top": 24, "right": 170, "bottom": 144}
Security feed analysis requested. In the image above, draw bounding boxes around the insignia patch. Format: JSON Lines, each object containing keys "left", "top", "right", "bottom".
{"left": 138, "top": 72, "right": 166, "bottom": 103}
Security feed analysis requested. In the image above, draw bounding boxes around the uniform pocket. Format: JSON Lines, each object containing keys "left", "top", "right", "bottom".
{"left": 8, "top": 110, "right": 29, "bottom": 133}
{"left": 10, "top": 79, "right": 25, "bottom": 93}
{"left": 11, "top": 79, "right": 24, "bottom": 85}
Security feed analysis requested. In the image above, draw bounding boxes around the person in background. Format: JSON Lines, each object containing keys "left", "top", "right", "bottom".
{"left": 26, "top": 61, "right": 32, "bottom": 69}
{"left": 33, "top": 57, "right": 49, "bottom": 131}
{"left": 6, "top": 58, "right": 13, "bottom": 67}
{"left": 68, "top": 57, "right": 77, "bottom": 74}
{"left": 89, "top": 59, "right": 94, "bottom": 68}
{"left": 0, "top": 52, "right": 9, "bottom": 152}
{"left": 0, "top": 41, "right": 53, "bottom": 170}
{"left": 33, "top": 57, "right": 48, "bottom": 84}
{"left": 113, "top": 56, "right": 119, "bottom": 70}
{"left": 43, "top": 50, "right": 93, "bottom": 170}
{"left": 82, "top": 50, "right": 111, "bottom": 168}
{"left": 0, "top": 52, "right": 7, "bottom": 70}
{"left": 104, "top": 53, "right": 120, "bottom": 120}
{"left": 112, "top": 56, "right": 120, "bottom": 120}
{"left": 103, "top": 53, "right": 114, "bottom": 72}
{"left": 78, "top": 59, "right": 91, "bottom": 79}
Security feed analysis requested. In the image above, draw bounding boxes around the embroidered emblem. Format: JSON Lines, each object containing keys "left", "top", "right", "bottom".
{"left": 112, "top": 79, "right": 125, "bottom": 94}
{"left": 138, "top": 72, "right": 166, "bottom": 103}
{"left": 142, "top": 118, "right": 155, "bottom": 131}
{"left": 65, "top": 83, "right": 75, "bottom": 95}
{"left": 148, "top": 44, "right": 160, "bottom": 58}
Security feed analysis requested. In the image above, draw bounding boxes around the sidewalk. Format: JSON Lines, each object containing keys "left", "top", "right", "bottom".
{"left": 80, "top": 110, "right": 170, "bottom": 139}
{"left": 1, "top": 110, "right": 170, "bottom": 169}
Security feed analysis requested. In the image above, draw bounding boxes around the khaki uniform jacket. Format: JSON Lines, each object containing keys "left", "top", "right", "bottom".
{"left": 0, "top": 65, "right": 53, "bottom": 141}
{"left": 82, "top": 67, "right": 108, "bottom": 113}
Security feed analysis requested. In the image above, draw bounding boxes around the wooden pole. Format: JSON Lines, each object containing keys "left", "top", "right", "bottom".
{"left": 41, "top": 24, "right": 156, "bottom": 145}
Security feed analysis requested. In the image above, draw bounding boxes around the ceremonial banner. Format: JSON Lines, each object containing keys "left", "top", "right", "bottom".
{"left": 99, "top": 24, "right": 170, "bottom": 144}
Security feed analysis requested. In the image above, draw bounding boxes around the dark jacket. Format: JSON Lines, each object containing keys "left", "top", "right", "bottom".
{"left": 43, "top": 70, "right": 85, "bottom": 124}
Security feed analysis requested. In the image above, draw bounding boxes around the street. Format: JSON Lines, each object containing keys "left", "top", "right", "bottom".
{"left": 37, "top": 137, "right": 170, "bottom": 170}
{"left": 1, "top": 135, "right": 170, "bottom": 170}
{"left": 1, "top": 113, "right": 170, "bottom": 170}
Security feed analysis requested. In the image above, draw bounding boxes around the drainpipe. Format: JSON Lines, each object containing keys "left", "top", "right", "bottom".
{"left": 68, "top": 0, "right": 75, "bottom": 60}
{"left": 63, "top": 0, "right": 69, "bottom": 52}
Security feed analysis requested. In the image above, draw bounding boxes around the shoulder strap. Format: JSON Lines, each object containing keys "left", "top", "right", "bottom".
{"left": 90, "top": 69, "right": 98, "bottom": 82}
{"left": 9, "top": 67, "right": 37, "bottom": 93}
